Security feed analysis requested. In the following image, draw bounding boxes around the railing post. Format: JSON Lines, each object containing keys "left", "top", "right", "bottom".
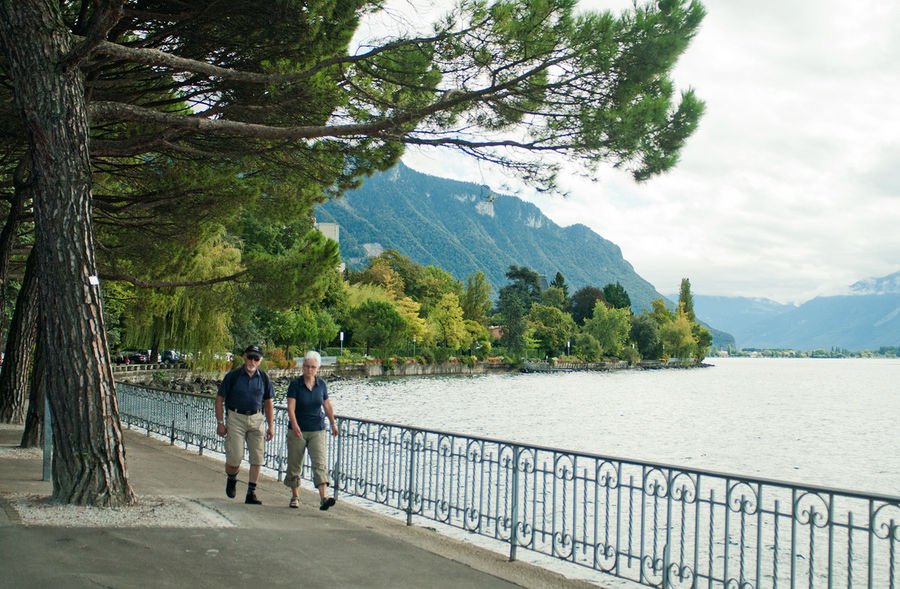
{"left": 333, "top": 420, "right": 342, "bottom": 501}
{"left": 184, "top": 410, "right": 190, "bottom": 451}
{"left": 509, "top": 444, "right": 520, "bottom": 562}
{"left": 274, "top": 414, "right": 284, "bottom": 482}
{"left": 662, "top": 542, "right": 670, "bottom": 589}
{"left": 406, "top": 430, "right": 416, "bottom": 526}
{"left": 867, "top": 499, "right": 874, "bottom": 589}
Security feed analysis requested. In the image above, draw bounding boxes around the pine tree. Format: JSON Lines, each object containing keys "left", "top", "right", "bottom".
{"left": 0, "top": 0, "right": 705, "bottom": 505}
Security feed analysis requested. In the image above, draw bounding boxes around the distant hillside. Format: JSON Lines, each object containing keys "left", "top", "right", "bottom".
{"left": 692, "top": 288, "right": 900, "bottom": 351}
{"left": 691, "top": 295, "right": 794, "bottom": 347}
{"left": 316, "top": 162, "right": 666, "bottom": 311}
{"left": 739, "top": 294, "right": 900, "bottom": 350}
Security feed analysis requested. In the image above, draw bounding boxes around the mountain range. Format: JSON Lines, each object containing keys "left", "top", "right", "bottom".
{"left": 316, "top": 162, "right": 666, "bottom": 311}
{"left": 690, "top": 276, "right": 900, "bottom": 351}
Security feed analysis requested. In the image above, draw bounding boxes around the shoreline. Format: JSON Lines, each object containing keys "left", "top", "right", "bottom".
{"left": 113, "top": 358, "right": 711, "bottom": 395}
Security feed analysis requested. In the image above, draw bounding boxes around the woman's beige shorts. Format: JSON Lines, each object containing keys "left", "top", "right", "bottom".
{"left": 284, "top": 429, "right": 330, "bottom": 488}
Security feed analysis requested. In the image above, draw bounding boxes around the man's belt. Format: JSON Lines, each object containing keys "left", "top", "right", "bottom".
{"left": 227, "top": 406, "right": 259, "bottom": 416}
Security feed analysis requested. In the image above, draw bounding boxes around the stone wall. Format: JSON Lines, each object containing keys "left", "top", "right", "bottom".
{"left": 111, "top": 361, "right": 515, "bottom": 391}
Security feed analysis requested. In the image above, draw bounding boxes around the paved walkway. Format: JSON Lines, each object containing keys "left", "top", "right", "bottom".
{"left": 0, "top": 425, "right": 600, "bottom": 589}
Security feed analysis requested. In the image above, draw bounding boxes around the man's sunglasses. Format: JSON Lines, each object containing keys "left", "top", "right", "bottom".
{"left": 247, "top": 354, "right": 261, "bottom": 361}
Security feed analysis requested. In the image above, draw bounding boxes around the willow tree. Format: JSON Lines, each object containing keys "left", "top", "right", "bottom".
{"left": 0, "top": 0, "right": 705, "bottom": 505}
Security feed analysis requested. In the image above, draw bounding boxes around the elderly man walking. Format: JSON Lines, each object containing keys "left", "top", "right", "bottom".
{"left": 215, "top": 344, "right": 275, "bottom": 504}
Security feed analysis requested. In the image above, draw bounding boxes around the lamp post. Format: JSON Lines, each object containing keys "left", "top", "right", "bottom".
{"left": 339, "top": 331, "right": 344, "bottom": 357}
{"left": 413, "top": 335, "right": 417, "bottom": 356}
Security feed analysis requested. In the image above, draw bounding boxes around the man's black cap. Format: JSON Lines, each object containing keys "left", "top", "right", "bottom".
{"left": 243, "top": 344, "right": 263, "bottom": 357}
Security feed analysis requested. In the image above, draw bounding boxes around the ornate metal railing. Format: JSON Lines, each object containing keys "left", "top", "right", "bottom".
{"left": 116, "top": 383, "right": 899, "bottom": 588}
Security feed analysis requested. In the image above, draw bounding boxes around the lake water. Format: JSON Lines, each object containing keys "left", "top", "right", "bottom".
{"left": 322, "top": 357, "right": 900, "bottom": 497}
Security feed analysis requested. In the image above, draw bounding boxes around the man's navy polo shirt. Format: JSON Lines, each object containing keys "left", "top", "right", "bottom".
{"left": 286, "top": 376, "right": 328, "bottom": 431}
{"left": 217, "top": 368, "right": 273, "bottom": 412}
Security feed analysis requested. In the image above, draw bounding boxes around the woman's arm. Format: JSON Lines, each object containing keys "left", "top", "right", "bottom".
{"left": 286, "top": 397, "right": 302, "bottom": 437}
{"left": 323, "top": 398, "right": 338, "bottom": 437}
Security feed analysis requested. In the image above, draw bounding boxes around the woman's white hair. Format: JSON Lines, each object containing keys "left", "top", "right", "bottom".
{"left": 304, "top": 350, "right": 322, "bottom": 367}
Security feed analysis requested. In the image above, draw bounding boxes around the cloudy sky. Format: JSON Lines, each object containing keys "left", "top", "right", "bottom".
{"left": 359, "top": 1, "right": 900, "bottom": 304}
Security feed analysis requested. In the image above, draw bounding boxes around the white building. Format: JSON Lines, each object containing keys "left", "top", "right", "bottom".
{"left": 314, "top": 221, "right": 344, "bottom": 273}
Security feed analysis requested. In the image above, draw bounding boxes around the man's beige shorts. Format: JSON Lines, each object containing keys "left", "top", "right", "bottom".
{"left": 283, "top": 429, "right": 330, "bottom": 488}
{"left": 225, "top": 410, "right": 266, "bottom": 467}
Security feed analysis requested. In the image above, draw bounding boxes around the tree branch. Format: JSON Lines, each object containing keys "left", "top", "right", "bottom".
{"left": 88, "top": 51, "right": 560, "bottom": 142}
{"left": 82, "top": 27, "right": 468, "bottom": 85}
{"left": 85, "top": 38, "right": 297, "bottom": 84}
{"left": 99, "top": 270, "right": 249, "bottom": 288}
{"left": 90, "top": 130, "right": 178, "bottom": 157}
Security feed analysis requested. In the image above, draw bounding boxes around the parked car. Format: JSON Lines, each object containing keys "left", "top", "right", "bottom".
{"left": 162, "top": 350, "right": 180, "bottom": 364}
{"left": 129, "top": 351, "right": 150, "bottom": 364}
{"left": 114, "top": 350, "right": 149, "bottom": 364}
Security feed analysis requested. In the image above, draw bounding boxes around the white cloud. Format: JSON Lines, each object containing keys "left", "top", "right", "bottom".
{"left": 364, "top": 1, "right": 900, "bottom": 304}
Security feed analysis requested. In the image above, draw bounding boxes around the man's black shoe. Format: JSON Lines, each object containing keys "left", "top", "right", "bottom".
{"left": 226, "top": 477, "right": 237, "bottom": 498}
{"left": 319, "top": 497, "right": 336, "bottom": 511}
{"left": 245, "top": 492, "right": 262, "bottom": 505}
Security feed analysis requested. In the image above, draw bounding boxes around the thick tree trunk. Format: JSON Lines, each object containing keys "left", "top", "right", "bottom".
{"left": 0, "top": 0, "right": 134, "bottom": 506}
{"left": 0, "top": 201, "right": 24, "bottom": 297}
{"left": 0, "top": 170, "right": 29, "bottom": 340}
{"left": 20, "top": 331, "right": 45, "bottom": 448}
{"left": 0, "top": 248, "right": 38, "bottom": 424}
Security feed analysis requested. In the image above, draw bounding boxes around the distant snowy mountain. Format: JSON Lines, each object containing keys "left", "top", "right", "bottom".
{"left": 849, "top": 271, "right": 900, "bottom": 295}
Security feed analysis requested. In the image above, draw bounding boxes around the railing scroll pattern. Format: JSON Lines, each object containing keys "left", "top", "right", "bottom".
{"left": 116, "top": 383, "right": 899, "bottom": 588}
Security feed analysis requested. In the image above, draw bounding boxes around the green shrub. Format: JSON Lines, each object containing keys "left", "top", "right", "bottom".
{"left": 421, "top": 348, "right": 435, "bottom": 364}
{"left": 433, "top": 347, "right": 452, "bottom": 364}
{"left": 504, "top": 354, "right": 522, "bottom": 367}
{"left": 622, "top": 346, "right": 641, "bottom": 365}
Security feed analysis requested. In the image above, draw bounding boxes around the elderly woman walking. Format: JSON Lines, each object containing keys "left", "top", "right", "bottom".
{"left": 284, "top": 350, "right": 339, "bottom": 510}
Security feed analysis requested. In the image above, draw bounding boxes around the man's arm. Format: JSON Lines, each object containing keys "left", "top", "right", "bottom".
{"left": 214, "top": 395, "right": 226, "bottom": 437}
{"left": 264, "top": 397, "right": 274, "bottom": 441}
